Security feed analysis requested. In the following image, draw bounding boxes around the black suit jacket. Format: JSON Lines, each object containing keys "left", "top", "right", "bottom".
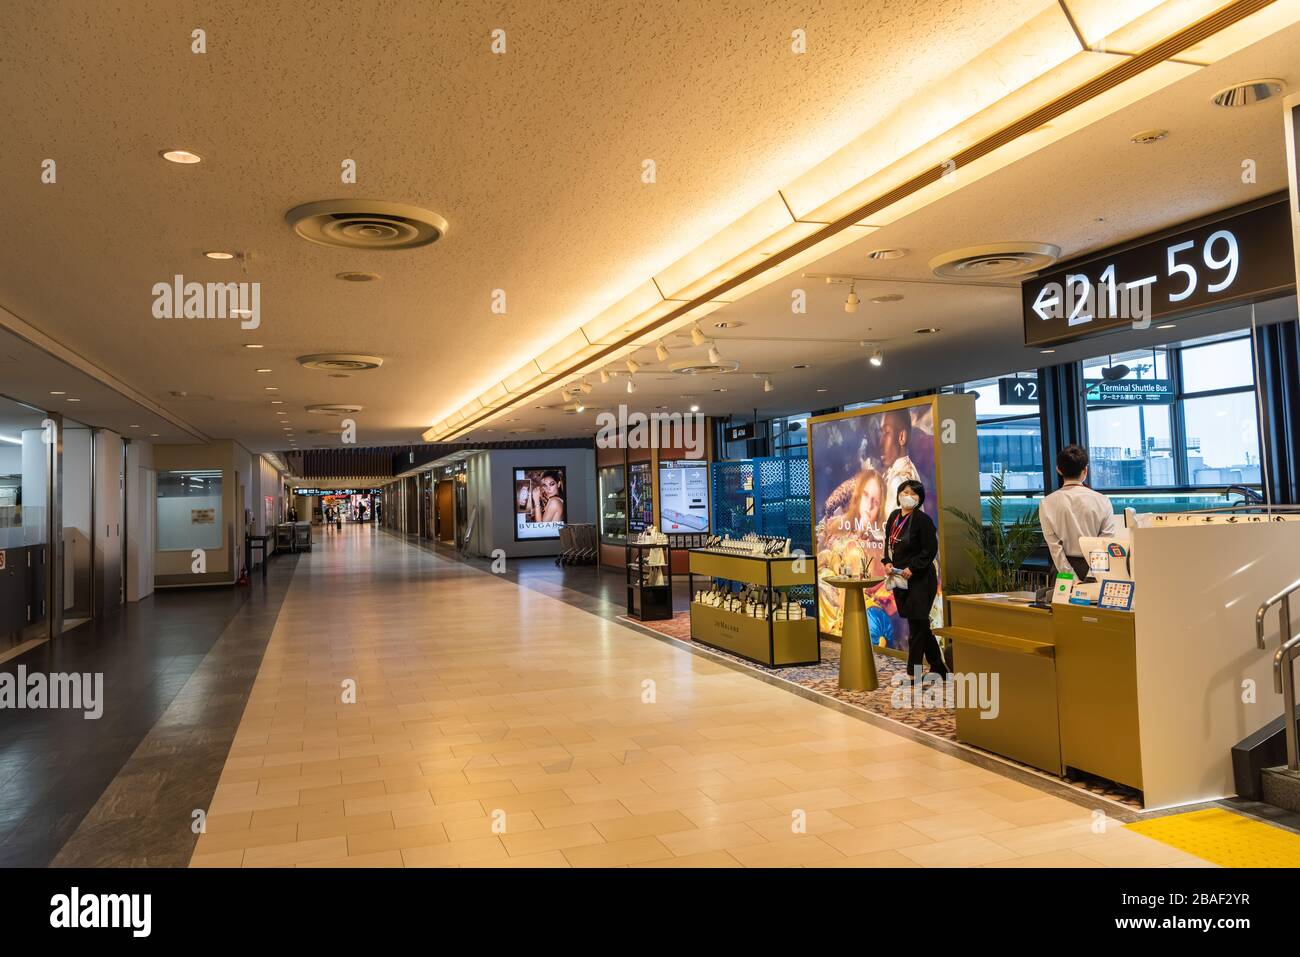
{"left": 882, "top": 507, "right": 939, "bottom": 620}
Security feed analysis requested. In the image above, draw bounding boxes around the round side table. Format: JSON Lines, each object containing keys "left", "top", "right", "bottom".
{"left": 824, "top": 576, "right": 886, "bottom": 691}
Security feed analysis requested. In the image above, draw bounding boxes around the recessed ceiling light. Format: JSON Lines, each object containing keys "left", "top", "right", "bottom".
{"left": 204, "top": 251, "right": 235, "bottom": 260}
{"left": 1157, "top": 323, "right": 1177, "bottom": 330}
{"left": 49, "top": 391, "right": 65, "bottom": 395}
{"left": 276, "top": 411, "right": 287, "bottom": 416}
{"left": 161, "top": 149, "right": 202, "bottom": 164}
{"left": 66, "top": 397, "right": 80, "bottom": 402}
{"left": 335, "top": 271, "right": 380, "bottom": 282}
{"left": 270, "top": 400, "right": 284, "bottom": 405}
{"left": 149, "top": 433, "right": 159, "bottom": 437}
{"left": 713, "top": 321, "right": 745, "bottom": 330}
{"left": 255, "top": 368, "right": 272, "bottom": 373}
{"left": 129, "top": 425, "right": 140, "bottom": 429}
{"left": 1040, "top": 348, "right": 1056, "bottom": 354}
{"left": 1212, "top": 78, "right": 1285, "bottom": 108}
{"left": 792, "top": 363, "right": 809, "bottom": 370}
{"left": 817, "top": 388, "right": 828, "bottom": 393}
{"left": 914, "top": 327, "right": 941, "bottom": 335}
{"left": 265, "top": 387, "right": 278, "bottom": 391}
{"left": 244, "top": 343, "right": 263, "bottom": 349}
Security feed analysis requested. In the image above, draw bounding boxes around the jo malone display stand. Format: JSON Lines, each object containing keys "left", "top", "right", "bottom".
{"left": 687, "top": 545, "right": 816, "bottom": 667}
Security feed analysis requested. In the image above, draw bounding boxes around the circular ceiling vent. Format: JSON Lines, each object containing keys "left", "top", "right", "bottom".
{"left": 669, "top": 359, "right": 740, "bottom": 375}
{"left": 285, "top": 200, "right": 449, "bottom": 250}
{"left": 305, "top": 403, "right": 362, "bottom": 416}
{"left": 297, "top": 354, "right": 384, "bottom": 372}
{"left": 928, "top": 242, "right": 1060, "bottom": 280}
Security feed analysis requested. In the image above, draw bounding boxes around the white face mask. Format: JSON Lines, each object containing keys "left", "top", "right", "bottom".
{"left": 899, "top": 494, "right": 919, "bottom": 509}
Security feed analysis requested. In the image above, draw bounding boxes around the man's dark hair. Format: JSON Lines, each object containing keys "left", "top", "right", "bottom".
{"left": 1056, "top": 444, "right": 1089, "bottom": 480}
{"left": 898, "top": 479, "right": 926, "bottom": 507}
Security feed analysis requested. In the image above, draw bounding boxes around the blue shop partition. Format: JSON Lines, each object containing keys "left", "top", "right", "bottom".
{"left": 710, "top": 456, "right": 815, "bottom": 613}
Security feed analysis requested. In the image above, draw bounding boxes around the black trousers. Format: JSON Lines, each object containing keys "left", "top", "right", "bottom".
{"left": 907, "top": 617, "right": 948, "bottom": 677}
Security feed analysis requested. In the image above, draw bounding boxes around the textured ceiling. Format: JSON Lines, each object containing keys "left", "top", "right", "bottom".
{"left": 0, "top": 0, "right": 1053, "bottom": 450}
{"left": 1, "top": 2, "right": 1296, "bottom": 453}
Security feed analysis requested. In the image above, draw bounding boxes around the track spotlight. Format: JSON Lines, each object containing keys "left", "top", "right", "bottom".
{"left": 869, "top": 349, "right": 884, "bottom": 367}
{"left": 708, "top": 343, "right": 721, "bottom": 365}
{"left": 599, "top": 368, "right": 610, "bottom": 384}
{"left": 626, "top": 357, "right": 641, "bottom": 374}
{"left": 845, "top": 283, "right": 860, "bottom": 314}
{"left": 575, "top": 403, "right": 585, "bottom": 413}
{"left": 560, "top": 387, "right": 572, "bottom": 402}
{"left": 764, "top": 378, "right": 774, "bottom": 393}
{"left": 627, "top": 378, "right": 637, "bottom": 394}
{"left": 578, "top": 378, "right": 593, "bottom": 395}
{"left": 690, "top": 323, "right": 707, "bottom": 346}
{"left": 655, "top": 340, "right": 670, "bottom": 363}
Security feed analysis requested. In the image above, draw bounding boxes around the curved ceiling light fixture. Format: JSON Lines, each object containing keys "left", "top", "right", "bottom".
{"left": 425, "top": 0, "right": 1290, "bottom": 442}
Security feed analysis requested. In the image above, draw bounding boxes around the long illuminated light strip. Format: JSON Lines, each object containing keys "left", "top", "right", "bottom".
{"left": 434, "top": 0, "right": 1276, "bottom": 442}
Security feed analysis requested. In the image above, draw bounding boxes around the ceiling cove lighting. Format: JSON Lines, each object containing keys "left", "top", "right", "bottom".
{"left": 423, "top": 0, "right": 1294, "bottom": 442}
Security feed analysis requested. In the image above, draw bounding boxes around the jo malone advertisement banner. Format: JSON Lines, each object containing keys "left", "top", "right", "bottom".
{"left": 809, "top": 400, "right": 940, "bottom": 650}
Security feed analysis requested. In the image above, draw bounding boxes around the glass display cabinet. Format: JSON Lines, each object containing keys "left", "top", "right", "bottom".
{"left": 599, "top": 464, "right": 627, "bottom": 544}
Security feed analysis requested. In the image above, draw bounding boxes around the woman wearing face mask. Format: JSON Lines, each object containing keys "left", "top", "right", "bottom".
{"left": 881, "top": 479, "right": 948, "bottom": 681}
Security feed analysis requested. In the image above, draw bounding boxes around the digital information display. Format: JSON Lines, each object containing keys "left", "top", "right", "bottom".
{"left": 658, "top": 459, "right": 710, "bottom": 532}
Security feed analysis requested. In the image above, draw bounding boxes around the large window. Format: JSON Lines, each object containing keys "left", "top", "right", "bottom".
{"left": 1084, "top": 332, "right": 1260, "bottom": 491}
{"left": 950, "top": 376, "right": 1044, "bottom": 492}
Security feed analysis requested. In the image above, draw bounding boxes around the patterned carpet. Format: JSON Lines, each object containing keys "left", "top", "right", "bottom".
{"left": 621, "top": 610, "right": 1142, "bottom": 809}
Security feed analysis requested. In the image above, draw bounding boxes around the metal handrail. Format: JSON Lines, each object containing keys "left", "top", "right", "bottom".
{"left": 1256, "top": 577, "right": 1300, "bottom": 649}
{"left": 1257, "top": 577, "right": 1300, "bottom": 771}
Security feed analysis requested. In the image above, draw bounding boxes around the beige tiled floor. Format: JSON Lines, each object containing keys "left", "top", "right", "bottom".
{"left": 189, "top": 528, "right": 1212, "bottom": 868}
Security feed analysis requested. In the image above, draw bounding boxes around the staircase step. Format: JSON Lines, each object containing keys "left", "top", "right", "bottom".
{"left": 1261, "top": 766, "right": 1300, "bottom": 814}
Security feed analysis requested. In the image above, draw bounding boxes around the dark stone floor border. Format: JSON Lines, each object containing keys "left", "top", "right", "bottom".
{"left": 48, "top": 554, "right": 300, "bottom": 867}
{"left": 403, "top": 533, "right": 1146, "bottom": 823}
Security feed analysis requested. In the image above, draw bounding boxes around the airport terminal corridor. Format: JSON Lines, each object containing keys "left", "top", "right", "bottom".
{"left": 184, "top": 525, "right": 1207, "bottom": 868}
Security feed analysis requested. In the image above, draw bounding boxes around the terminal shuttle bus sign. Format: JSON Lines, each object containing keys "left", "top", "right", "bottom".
{"left": 1021, "top": 197, "right": 1294, "bottom": 347}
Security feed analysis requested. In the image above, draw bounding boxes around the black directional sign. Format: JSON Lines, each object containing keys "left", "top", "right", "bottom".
{"left": 997, "top": 377, "right": 1040, "bottom": 406}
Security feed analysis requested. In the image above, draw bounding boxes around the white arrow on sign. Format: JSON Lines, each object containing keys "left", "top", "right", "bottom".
{"left": 1031, "top": 282, "right": 1061, "bottom": 321}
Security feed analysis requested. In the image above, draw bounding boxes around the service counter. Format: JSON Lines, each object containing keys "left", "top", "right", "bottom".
{"left": 938, "top": 519, "right": 1300, "bottom": 809}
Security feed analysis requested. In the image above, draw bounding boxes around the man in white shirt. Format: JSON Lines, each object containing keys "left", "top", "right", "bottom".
{"left": 1039, "top": 444, "right": 1117, "bottom": 580}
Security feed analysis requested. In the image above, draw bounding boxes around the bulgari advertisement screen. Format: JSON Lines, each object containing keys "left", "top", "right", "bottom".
{"left": 658, "top": 459, "right": 710, "bottom": 532}
{"left": 513, "top": 467, "right": 567, "bottom": 540}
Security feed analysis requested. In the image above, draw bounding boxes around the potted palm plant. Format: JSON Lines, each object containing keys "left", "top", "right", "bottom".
{"left": 944, "top": 470, "right": 1041, "bottom": 595}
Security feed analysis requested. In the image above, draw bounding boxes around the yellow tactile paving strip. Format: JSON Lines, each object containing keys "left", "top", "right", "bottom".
{"left": 1127, "top": 808, "right": 1300, "bottom": 867}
